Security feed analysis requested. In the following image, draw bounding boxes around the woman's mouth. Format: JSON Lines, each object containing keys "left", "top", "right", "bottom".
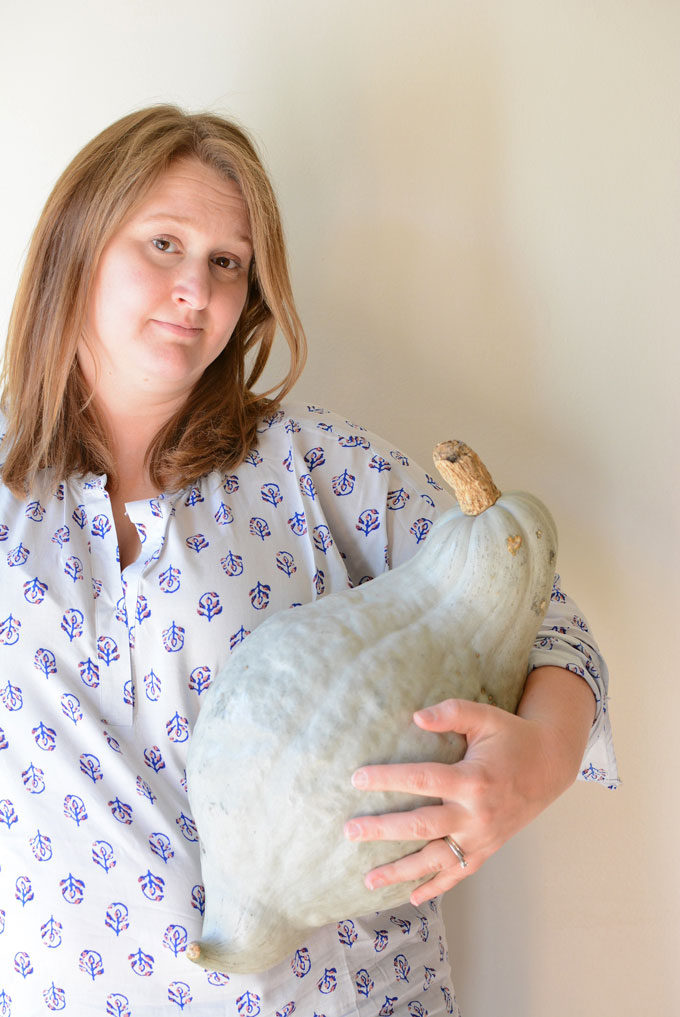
{"left": 152, "top": 319, "right": 203, "bottom": 338}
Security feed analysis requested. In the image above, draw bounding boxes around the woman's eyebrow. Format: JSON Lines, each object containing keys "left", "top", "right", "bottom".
{"left": 139, "top": 212, "right": 252, "bottom": 245}
{"left": 140, "top": 211, "right": 193, "bottom": 225}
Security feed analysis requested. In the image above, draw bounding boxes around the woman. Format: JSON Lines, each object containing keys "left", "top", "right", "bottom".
{"left": 0, "top": 106, "right": 617, "bottom": 1016}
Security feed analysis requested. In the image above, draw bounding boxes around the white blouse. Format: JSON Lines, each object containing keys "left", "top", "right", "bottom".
{"left": 0, "top": 404, "right": 618, "bottom": 1017}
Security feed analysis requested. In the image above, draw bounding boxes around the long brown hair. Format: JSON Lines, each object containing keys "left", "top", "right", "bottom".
{"left": 1, "top": 105, "right": 306, "bottom": 494}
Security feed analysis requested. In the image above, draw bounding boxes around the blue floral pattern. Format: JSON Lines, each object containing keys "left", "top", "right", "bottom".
{"left": 0, "top": 404, "right": 617, "bottom": 1015}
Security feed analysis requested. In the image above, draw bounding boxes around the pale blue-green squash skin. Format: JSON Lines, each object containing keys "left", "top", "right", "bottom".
{"left": 186, "top": 490, "right": 557, "bottom": 973}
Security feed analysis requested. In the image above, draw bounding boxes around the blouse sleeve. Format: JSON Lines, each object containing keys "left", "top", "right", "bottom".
{"left": 529, "top": 574, "right": 620, "bottom": 789}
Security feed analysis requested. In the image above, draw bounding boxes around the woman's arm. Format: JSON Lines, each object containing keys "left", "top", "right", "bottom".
{"left": 344, "top": 665, "right": 596, "bottom": 906}
{"left": 530, "top": 577, "right": 618, "bottom": 787}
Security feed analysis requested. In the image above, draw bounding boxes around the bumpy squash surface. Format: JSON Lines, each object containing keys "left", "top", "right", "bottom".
{"left": 186, "top": 441, "right": 557, "bottom": 973}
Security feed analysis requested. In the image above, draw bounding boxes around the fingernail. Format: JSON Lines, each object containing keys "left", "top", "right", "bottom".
{"left": 366, "top": 874, "right": 385, "bottom": 890}
{"left": 351, "top": 769, "right": 368, "bottom": 788}
{"left": 344, "top": 821, "right": 361, "bottom": 840}
{"left": 415, "top": 706, "right": 436, "bottom": 722}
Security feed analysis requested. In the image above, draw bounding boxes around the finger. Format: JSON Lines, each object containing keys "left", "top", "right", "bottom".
{"left": 351, "top": 761, "right": 458, "bottom": 797}
{"left": 409, "top": 868, "right": 468, "bottom": 907}
{"left": 344, "top": 803, "right": 464, "bottom": 844}
{"left": 414, "top": 697, "right": 500, "bottom": 737}
{"left": 407, "top": 839, "right": 481, "bottom": 907}
{"left": 361, "top": 840, "right": 472, "bottom": 901}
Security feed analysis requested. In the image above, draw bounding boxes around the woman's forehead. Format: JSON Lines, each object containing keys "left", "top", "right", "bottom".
{"left": 128, "top": 156, "right": 252, "bottom": 246}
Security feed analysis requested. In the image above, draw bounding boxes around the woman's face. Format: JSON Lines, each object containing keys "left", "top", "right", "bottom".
{"left": 80, "top": 156, "right": 253, "bottom": 414}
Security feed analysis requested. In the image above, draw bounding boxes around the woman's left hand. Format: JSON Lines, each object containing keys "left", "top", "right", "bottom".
{"left": 343, "top": 665, "right": 596, "bottom": 907}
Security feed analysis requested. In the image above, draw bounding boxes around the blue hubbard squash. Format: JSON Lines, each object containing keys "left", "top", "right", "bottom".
{"left": 186, "top": 440, "right": 557, "bottom": 973}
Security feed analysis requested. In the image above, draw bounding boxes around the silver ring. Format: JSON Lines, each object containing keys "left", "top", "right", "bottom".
{"left": 444, "top": 835, "right": 468, "bottom": 869}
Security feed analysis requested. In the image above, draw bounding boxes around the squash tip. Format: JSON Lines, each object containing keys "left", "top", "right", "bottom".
{"left": 186, "top": 941, "right": 202, "bottom": 964}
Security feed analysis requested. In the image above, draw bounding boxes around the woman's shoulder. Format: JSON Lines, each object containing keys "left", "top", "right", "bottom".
{"left": 252, "top": 399, "right": 456, "bottom": 517}
{"left": 254, "top": 401, "right": 376, "bottom": 446}
{"left": 255, "top": 401, "right": 435, "bottom": 482}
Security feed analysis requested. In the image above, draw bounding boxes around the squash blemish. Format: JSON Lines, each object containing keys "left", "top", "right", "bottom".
{"left": 507, "top": 535, "right": 523, "bottom": 555}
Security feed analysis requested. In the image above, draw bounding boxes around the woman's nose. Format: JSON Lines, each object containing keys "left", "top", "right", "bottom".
{"left": 172, "top": 261, "right": 210, "bottom": 309}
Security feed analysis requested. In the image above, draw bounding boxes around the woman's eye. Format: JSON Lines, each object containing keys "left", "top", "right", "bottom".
{"left": 212, "top": 255, "right": 239, "bottom": 270}
{"left": 151, "top": 237, "right": 177, "bottom": 252}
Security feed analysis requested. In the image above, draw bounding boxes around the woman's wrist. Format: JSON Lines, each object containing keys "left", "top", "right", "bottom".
{"left": 517, "top": 665, "right": 596, "bottom": 792}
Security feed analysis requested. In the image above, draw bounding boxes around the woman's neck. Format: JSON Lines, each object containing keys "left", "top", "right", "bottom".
{"left": 100, "top": 406, "right": 172, "bottom": 570}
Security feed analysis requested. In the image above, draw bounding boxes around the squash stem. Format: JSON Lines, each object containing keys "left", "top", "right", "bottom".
{"left": 433, "top": 440, "right": 502, "bottom": 516}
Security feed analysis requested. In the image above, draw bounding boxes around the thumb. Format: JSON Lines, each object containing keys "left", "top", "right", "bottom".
{"left": 414, "top": 697, "right": 498, "bottom": 737}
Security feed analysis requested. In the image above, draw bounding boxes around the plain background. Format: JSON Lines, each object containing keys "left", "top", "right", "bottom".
{"left": 1, "top": 3, "right": 677, "bottom": 1014}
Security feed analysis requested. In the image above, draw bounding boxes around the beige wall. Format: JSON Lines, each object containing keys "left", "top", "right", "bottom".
{"left": 2, "top": 3, "right": 677, "bottom": 1014}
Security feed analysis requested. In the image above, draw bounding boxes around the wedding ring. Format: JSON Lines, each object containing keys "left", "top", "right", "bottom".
{"left": 444, "top": 835, "right": 467, "bottom": 868}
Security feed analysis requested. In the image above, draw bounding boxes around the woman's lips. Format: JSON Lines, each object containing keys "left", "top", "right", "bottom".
{"left": 152, "top": 319, "right": 203, "bottom": 338}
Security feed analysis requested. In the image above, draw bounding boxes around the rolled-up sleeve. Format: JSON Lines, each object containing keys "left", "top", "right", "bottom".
{"left": 529, "top": 574, "right": 620, "bottom": 789}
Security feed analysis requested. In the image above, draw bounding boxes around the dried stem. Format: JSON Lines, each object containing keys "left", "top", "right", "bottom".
{"left": 433, "top": 440, "right": 502, "bottom": 516}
